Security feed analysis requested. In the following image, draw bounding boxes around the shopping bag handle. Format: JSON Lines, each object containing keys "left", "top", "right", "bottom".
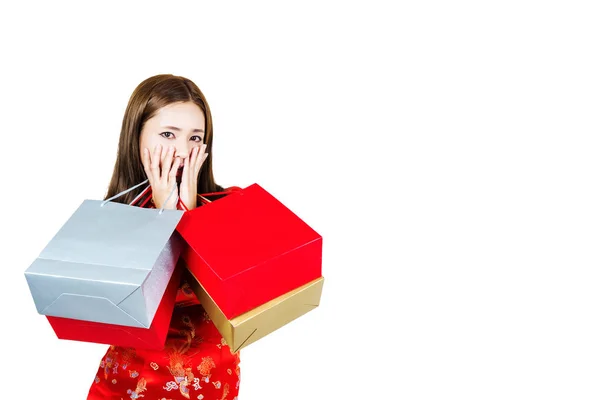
{"left": 129, "top": 183, "right": 152, "bottom": 206}
{"left": 101, "top": 179, "right": 179, "bottom": 214}
{"left": 125, "top": 187, "right": 237, "bottom": 212}
{"left": 197, "top": 188, "right": 242, "bottom": 204}
{"left": 176, "top": 189, "right": 238, "bottom": 211}
{"left": 130, "top": 186, "right": 189, "bottom": 212}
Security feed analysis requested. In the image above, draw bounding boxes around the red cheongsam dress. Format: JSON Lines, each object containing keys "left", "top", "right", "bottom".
{"left": 87, "top": 190, "right": 241, "bottom": 400}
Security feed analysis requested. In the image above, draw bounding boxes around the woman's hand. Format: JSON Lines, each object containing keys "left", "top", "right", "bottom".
{"left": 142, "top": 144, "right": 181, "bottom": 209}
{"left": 179, "top": 144, "right": 209, "bottom": 211}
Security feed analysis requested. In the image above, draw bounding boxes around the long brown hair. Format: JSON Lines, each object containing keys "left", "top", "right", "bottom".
{"left": 104, "top": 74, "right": 223, "bottom": 205}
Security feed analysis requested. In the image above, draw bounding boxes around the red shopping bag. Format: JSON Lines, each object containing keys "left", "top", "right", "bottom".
{"left": 176, "top": 183, "right": 322, "bottom": 319}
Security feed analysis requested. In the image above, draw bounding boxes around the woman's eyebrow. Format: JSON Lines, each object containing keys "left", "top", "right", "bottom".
{"left": 162, "top": 125, "right": 204, "bottom": 133}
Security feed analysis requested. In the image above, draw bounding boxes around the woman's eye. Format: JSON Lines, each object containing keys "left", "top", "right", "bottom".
{"left": 191, "top": 135, "right": 204, "bottom": 143}
{"left": 160, "top": 131, "right": 175, "bottom": 139}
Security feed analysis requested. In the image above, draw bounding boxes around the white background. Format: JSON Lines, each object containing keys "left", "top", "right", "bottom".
{"left": 1, "top": 1, "right": 599, "bottom": 398}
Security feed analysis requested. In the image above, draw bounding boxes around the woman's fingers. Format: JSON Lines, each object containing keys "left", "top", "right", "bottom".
{"left": 182, "top": 155, "right": 190, "bottom": 182}
{"left": 143, "top": 144, "right": 182, "bottom": 209}
{"left": 149, "top": 144, "right": 162, "bottom": 183}
{"left": 199, "top": 152, "right": 209, "bottom": 172}
{"left": 161, "top": 145, "right": 176, "bottom": 181}
{"left": 141, "top": 147, "right": 153, "bottom": 185}
{"left": 167, "top": 156, "right": 180, "bottom": 187}
{"left": 187, "top": 147, "right": 198, "bottom": 180}
{"left": 193, "top": 145, "right": 207, "bottom": 176}
{"left": 189, "top": 146, "right": 198, "bottom": 170}
{"left": 198, "top": 144, "right": 208, "bottom": 168}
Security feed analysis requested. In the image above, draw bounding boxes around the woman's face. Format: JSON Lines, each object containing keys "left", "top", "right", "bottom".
{"left": 139, "top": 101, "right": 206, "bottom": 175}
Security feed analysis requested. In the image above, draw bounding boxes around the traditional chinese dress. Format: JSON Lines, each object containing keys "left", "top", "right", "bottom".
{"left": 87, "top": 190, "right": 241, "bottom": 400}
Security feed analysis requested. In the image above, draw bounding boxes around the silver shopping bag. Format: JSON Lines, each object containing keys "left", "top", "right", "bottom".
{"left": 24, "top": 180, "right": 185, "bottom": 328}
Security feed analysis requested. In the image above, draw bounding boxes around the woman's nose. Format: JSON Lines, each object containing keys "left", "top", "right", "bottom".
{"left": 175, "top": 145, "right": 190, "bottom": 160}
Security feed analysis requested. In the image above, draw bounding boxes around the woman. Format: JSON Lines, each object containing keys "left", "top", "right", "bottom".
{"left": 87, "top": 74, "right": 241, "bottom": 400}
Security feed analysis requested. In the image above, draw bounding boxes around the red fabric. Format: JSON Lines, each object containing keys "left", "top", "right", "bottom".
{"left": 87, "top": 188, "right": 241, "bottom": 399}
{"left": 87, "top": 280, "right": 241, "bottom": 400}
{"left": 177, "top": 183, "right": 322, "bottom": 319}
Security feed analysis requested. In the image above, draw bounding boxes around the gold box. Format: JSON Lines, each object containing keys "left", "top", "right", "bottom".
{"left": 185, "top": 269, "right": 324, "bottom": 352}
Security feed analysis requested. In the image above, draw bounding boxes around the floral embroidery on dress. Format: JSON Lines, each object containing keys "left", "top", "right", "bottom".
{"left": 220, "top": 383, "right": 230, "bottom": 400}
{"left": 126, "top": 377, "right": 147, "bottom": 399}
{"left": 165, "top": 351, "right": 196, "bottom": 398}
{"left": 181, "top": 315, "right": 195, "bottom": 337}
{"left": 197, "top": 356, "right": 216, "bottom": 377}
{"left": 100, "top": 346, "right": 139, "bottom": 382}
{"left": 120, "top": 347, "right": 137, "bottom": 366}
{"left": 192, "top": 377, "right": 202, "bottom": 390}
{"left": 87, "top": 296, "right": 241, "bottom": 399}
{"left": 163, "top": 381, "right": 179, "bottom": 391}
{"left": 202, "top": 310, "right": 211, "bottom": 322}
{"left": 181, "top": 281, "right": 194, "bottom": 297}
{"left": 103, "top": 355, "right": 115, "bottom": 380}
{"left": 164, "top": 312, "right": 200, "bottom": 357}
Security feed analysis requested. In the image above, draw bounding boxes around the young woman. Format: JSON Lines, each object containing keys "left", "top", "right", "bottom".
{"left": 86, "top": 74, "right": 241, "bottom": 400}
